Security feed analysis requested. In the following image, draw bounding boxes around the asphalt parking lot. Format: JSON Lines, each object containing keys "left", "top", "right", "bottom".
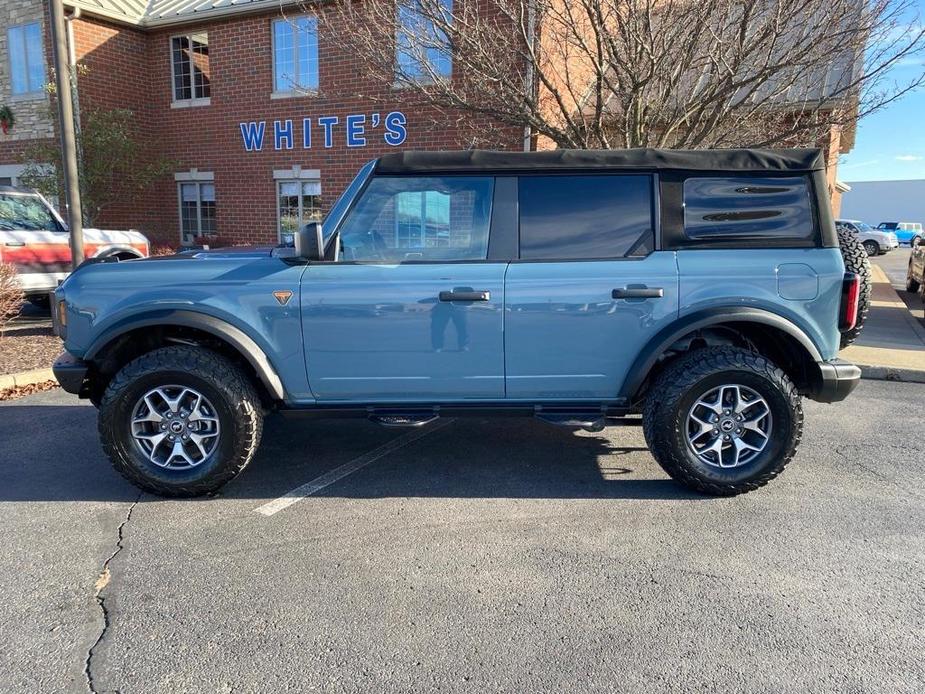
{"left": 2, "top": 381, "right": 924, "bottom": 693}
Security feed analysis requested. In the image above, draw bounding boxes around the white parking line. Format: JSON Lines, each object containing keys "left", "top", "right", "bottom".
{"left": 254, "top": 418, "right": 455, "bottom": 517}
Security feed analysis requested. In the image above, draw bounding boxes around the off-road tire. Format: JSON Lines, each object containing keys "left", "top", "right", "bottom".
{"left": 906, "top": 261, "right": 921, "bottom": 293}
{"left": 837, "top": 225, "right": 871, "bottom": 349}
{"left": 99, "top": 346, "right": 263, "bottom": 497}
{"left": 642, "top": 347, "right": 803, "bottom": 496}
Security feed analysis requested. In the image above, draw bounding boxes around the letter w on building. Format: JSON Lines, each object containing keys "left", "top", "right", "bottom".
{"left": 240, "top": 121, "right": 266, "bottom": 151}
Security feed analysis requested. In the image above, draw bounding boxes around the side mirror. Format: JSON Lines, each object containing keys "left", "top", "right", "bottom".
{"left": 295, "top": 221, "right": 324, "bottom": 261}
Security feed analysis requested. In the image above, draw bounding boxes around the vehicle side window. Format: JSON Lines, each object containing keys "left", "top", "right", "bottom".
{"left": 338, "top": 176, "right": 493, "bottom": 262}
{"left": 683, "top": 176, "right": 813, "bottom": 240}
{"left": 518, "top": 175, "right": 654, "bottom": 260}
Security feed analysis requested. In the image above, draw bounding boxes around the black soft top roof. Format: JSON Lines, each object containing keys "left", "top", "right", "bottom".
{"left": 375, "top": 148, "right": 825, "bottom": 174}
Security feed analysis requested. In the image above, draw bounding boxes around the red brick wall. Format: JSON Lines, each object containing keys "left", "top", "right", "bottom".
{"left": 71, "top": 9, "right": 522, "bottom": 247}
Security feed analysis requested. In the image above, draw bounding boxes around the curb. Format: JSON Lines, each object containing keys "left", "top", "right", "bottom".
{"left": 0, "top": 368, "right": 56, "bottom": 391}
{"left": 857, "top": 363, "right": 925, "bottom": 384}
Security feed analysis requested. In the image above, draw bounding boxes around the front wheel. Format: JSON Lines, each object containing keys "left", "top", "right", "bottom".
{"left": 643, "top": 347, "right": 803, "bottom": 496}
{"left": 99, "top": 346, "right": 263, "bottom": 497}
{"left": 863, "top": 240, "right": 879, "bottom": 257}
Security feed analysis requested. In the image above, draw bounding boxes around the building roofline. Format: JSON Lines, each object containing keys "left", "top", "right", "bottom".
{"left": 66, "top": 0, "right": 302, "bottom": 30}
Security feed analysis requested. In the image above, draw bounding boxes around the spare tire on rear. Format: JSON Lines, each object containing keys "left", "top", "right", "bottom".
{"left": 837, "top": 225, "right": 871, "bottom": 349}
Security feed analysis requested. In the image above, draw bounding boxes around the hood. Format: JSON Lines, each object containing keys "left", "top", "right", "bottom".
{"left": 142, "top": 245, "right": 276, "bottom": 261}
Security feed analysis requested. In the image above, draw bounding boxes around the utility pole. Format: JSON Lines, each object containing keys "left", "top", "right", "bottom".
{"left": 48, "top": 0, "right": 84, "bottom": 267}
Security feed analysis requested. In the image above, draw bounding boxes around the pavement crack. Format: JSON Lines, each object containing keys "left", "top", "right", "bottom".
{"left": 83, "top": 493, "right": 142, "bottom": 694}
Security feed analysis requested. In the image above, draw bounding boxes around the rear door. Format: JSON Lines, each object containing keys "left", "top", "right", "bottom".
{"left": 301, "top": 174, "right": 509, "bottom": 401}
{"left": 503, "top": 174, "right": 679, "bottom": 400}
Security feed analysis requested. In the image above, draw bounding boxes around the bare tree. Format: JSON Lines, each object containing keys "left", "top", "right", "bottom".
{"left": 318, "top": 0, "right": 925, "bottom": 150}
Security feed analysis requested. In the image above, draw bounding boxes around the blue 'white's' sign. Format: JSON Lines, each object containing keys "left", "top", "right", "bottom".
{"left": 239, "top": 112, "right": 407, "bottom": 152}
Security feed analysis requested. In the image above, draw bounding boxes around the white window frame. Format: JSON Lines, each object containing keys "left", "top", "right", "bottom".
{"left": 175, "top": 171, "right": 215, "bottom": 244}
{"left": 7, "top": 21, "right": 46, "bottom": 99}
{"left": 170, "top": 32, "right": 211, "bottom": 108}
{"left": 274, "top": 167, "right": 321, "bottom": 242}
{"left": 270, "top": 16, "right": 320, "bottom": 98}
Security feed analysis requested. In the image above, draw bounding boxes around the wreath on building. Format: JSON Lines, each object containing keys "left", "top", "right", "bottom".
{"left": 0, "top": 106, "right": 13, "bottom": 134}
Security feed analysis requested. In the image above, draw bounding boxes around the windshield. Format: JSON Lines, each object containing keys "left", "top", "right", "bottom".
{"left": 323, "top": 159, "right": 376, "bottom": 243}
{"left": 0, "top": 193, "right": 61, "bottom": 231}
{"left": 854, "top": 222, "right": 875, "bottom": 232}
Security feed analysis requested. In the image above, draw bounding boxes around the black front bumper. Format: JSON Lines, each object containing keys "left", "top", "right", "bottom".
{"left": 53, "top": 352, "right": 89, "bottom": 395}
{"left": 811, "top": 359, "right": 862, "bottom": 403}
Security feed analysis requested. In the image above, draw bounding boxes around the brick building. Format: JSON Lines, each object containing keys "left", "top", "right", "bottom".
{"left": 0, "top": 0, "right": 851, "bottom": 248}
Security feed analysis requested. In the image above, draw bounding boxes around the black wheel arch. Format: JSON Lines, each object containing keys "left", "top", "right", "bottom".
{"left": 84, "top": 310, "right": 286, "bottom": 402}
{"left": 620, "top": 307, "right": 824, "bottom": 404}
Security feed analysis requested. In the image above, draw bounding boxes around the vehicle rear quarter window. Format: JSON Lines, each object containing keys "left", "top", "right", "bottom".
{"left": 518, "top": 175, "right": 654, "bottom": 260}
{"left": 683, "top": 176, "right": 813, "bottom": 241}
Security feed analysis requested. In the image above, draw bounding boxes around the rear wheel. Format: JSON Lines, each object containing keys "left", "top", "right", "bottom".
{"left": 837, "top": 226, "right": 872, "bottom": 349}
{"left": 99, "top": 346, "right": 263, "bottom": 497}
{"left": 643, "top": 347, "right": 803, "bottom": 496}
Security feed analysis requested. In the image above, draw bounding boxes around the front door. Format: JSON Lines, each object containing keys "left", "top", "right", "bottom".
{"left": 301, "top": 174, "right": 506, "bottom": 401}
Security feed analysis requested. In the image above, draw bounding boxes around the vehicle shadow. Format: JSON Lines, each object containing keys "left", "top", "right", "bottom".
{"left": 0, "top": 405, "right": 706, "bottom": 502}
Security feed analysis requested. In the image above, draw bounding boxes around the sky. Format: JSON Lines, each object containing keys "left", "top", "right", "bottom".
{"left": 838, "top": 0, "right": 925, "bottom": 182}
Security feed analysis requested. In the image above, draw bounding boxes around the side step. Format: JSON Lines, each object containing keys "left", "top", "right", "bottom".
{"left": 369, "top": 413, "right": 440, "bottom": 428}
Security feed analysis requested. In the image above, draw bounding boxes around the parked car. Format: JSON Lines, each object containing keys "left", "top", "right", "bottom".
{"left": 836, "top": 219, "right": 898, "bottom": 256}
{"left": 51, "top": 148, "right": 865, "bottom": 498}
{"left": 877, "top": 221, "right": 923, "bottom": 247}
{"left": 0, "top": 185, "right": 149, "bottom": 307}
{"left": 906, "top": 240, "right": 925, "bottom": 294}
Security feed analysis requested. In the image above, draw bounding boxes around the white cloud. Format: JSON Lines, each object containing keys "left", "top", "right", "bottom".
{"left": 895, "top": 155, "right": 924, "bottom": 161}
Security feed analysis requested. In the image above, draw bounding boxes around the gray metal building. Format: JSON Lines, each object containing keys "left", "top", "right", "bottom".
{"left": 839, "top": 179, "right": 925, "bottom": 225}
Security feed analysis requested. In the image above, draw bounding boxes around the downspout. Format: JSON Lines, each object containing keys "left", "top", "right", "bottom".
{"left": 523, "top": 0, "right": 535, "bottom": 152}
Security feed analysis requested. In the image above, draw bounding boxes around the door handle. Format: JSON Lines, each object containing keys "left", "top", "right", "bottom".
{"left": 439, "top": 290, "right": 490, "bottom": 302}
{"left": 4, "top": 241, "right": 25, "bottom": 247}
{"left": 612, "top": 287, "right": 664, "bottom": 299}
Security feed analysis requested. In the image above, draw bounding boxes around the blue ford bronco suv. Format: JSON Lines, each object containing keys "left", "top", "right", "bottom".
{"left": 52, "top": 148, "right": 867, "bottom": 498}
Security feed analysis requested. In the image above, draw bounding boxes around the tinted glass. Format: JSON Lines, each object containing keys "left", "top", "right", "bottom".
{"left": 518, "top": 175, "right": 654, "bottom": 260}
{"left": 0, "top": 194, "right": 59, "bottom": 231}
{"left": 338, "top": 176, "right": 493, "bottom": 262}
{"left": 684, "top": 176, "right": 813, "bottom": 240}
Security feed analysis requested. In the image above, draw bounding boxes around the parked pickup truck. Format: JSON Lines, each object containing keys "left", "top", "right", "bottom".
{"left": 0, "top": 185, "right": 149, "bottom": 305}
{"left": 51, "top": 148, "right": 866, "bottom": 498}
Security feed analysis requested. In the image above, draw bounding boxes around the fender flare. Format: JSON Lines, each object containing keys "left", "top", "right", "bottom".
{"left": 92, "top": 245, "right": 144, "bottom": 259}
{"left": 85, "top": 309, "right": 286, "bottom": 401}
{"left": 618, "top": 307, "right": 824, "bottom": 401}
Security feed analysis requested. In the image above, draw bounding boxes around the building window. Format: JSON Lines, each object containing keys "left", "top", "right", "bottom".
{"left": 277, "top": 180, "right": 322, "bottom": 242}
{"left": 8, "top": 22, "right": 45, "bottom": 97}
{"left": 178, "top": 181, "right": 216, "bottom": 244}
{"left": 396, "top": 0, "right": 452, "bottom": 83}
{"left": 171, "top": 33, "right": 210, "bottom": 105}
{"left": 272, "top": 17, "right": 319, "bottom": 95}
